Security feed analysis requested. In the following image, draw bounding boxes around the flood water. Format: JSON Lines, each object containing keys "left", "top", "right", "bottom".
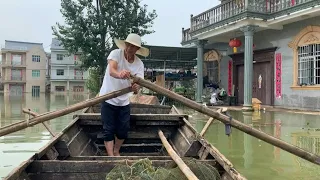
{"left": 0, "top": 93, "right": 320, "bottom": 180}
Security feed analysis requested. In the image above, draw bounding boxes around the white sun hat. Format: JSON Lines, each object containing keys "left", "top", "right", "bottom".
{"left": 114, "top": 33, "right": 150, "bottom": 57}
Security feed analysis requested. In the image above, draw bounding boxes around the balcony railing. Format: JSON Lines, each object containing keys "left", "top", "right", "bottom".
{"left": 1, "top": 61, "right": 26, "bottom": 67}
{"left": 74, "top": 75, "right": 84, "bottom": 80}
{"left": 182, "top": 28, "right": 192, "bottom": 43}
{"left": 184, "top": 0, "right": 318, "bottom": 40}
{"left": 2, "top": 76, "right": 26, "bottom": 83}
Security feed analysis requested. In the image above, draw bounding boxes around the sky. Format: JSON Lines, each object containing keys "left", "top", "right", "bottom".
{"left": 0, "top": 0, "right": 220, "bottom": 53}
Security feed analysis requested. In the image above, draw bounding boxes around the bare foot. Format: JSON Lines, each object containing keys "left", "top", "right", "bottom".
{"left": 113, "top": 151, "right": 120, "bottom": 156}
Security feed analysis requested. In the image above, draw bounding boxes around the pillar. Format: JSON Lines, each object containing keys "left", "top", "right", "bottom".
{"left": 196, "top": 40, "right": 207, "bottom": 103}
{"left": 240, "top": 25, "right": 256, "bottom": 111}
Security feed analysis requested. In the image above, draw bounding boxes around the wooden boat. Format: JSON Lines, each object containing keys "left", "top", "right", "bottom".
{"left": 3, "top": 103, "right": 245, "bottom": 180}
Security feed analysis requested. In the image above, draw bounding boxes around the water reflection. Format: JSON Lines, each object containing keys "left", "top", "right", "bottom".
{"left": 180, "top": 107, "right": 320, "bottom": 180}
{"left": 0, "top": 92, "right": 91, "bottom": 179}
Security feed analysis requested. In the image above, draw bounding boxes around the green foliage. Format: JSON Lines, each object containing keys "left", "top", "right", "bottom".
{"left": 52, "top": 0, "right": 157, "bottom": 92}
{"left": 85, "top": 68, "right": 102, "bottom": 95}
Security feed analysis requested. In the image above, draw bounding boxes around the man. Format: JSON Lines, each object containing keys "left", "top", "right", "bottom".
{"left": 99, "top": 33, "right": 149, "bottom": 156}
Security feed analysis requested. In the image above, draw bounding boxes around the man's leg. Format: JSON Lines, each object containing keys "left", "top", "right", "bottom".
{"left": 114, "top": 104, "right": 131, "bottom": 156}
{"left": 101, "top": 101, "right": 117, "bottom": 156}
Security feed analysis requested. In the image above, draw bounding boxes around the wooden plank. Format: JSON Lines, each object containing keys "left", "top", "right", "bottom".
{"left": 67, "top": 156, "right": 173, "bottom": 161}
{"left": 95, "top": 143, "right": 164, "bottom": 153}
{"left": 28, "top": 173, "right": 105, "bottom": 180}
{"left": 75, "top": 113, "right": 188, "bottom": 121}
{"left": 79, "top": 119, "right": 182, "bottom": 126}
{"left": 26, "top": 160, "right": 217, "bottom": 173}
{"left": 92, "top": 103, "right": 172, "bottom": 114}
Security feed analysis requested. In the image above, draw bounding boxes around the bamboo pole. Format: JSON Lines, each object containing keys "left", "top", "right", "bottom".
{"left": 131, "top": 75, "right": 320, "bottom": 166}
{"left": 158, "top": 130, "right": 199, "bottom": 180}
{"left": 22, "top": 108, "right": 56, "bottom": 137}
{"left": 0, "top": 87, "right": 132, "bottom": 137}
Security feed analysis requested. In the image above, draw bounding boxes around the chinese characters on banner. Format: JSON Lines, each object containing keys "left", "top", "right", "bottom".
{"left": 228, "top": 60, "right": 232, "bottom": 96}
{"left": 275, "top": 53, "right": 282, "bottom": 99}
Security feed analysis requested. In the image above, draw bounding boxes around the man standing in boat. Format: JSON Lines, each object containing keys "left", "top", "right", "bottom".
{"left": 99, "top": 33, "right": 149, "bottom": 156}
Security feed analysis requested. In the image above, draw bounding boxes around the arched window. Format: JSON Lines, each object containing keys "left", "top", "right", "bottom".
{"left": 288, "top": 26, "right": 320, "bottom": 89}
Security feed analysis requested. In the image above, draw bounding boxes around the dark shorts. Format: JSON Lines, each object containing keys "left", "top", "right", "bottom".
{"left": 100, "top": 101, "right": 131, "bottom": 142}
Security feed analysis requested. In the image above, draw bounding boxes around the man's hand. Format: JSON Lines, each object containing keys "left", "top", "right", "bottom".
{"left": 118, "top": 70, "right": 131, "bottom": 79}
{"left": 132, "top": 83, "right": 140, "bottom": 94}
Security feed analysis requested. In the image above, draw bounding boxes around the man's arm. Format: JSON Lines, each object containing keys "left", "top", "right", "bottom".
{"left": 109, "top": 60, "right": 121, "bottom": 79}
{"left": 107, "top": 50, "right": 130, "bottom": 79}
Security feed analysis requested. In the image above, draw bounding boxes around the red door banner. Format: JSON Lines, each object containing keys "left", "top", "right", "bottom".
{"left": 275, "top": 53, "right": 282, "bottom": 99}
{"left": 228, "top": 60, "right": 232, "bottom": 96}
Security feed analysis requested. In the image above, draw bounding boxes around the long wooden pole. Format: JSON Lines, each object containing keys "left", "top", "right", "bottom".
{"left": 131, "top": 75, "right": 320, "bottom": 166}
{"left": 22, "top": 108, "right": 56, "bottom": 137}
{"left": 0, "top": 87, "right": 132, "bottom": 137}
{"left": 158, "top": 130, "right": 199, "bottom": 180}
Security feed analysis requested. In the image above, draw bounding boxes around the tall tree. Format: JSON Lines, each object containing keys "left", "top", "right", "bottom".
{"left": 52, "top": 0, "right": 157, "bottom": 91}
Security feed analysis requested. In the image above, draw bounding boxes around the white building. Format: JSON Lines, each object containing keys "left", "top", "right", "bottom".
{"left": 50, "top": 38, "right": 89, "bottom": 93}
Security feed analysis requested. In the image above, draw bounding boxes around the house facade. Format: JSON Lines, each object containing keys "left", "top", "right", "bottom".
{"left": 50, "top": 38, "right": 89, "bottom": 93}
{"left": 0, "top": 40, "right": 47, "bottom": 95}
{"left": 181, "top": 0, "right": 320, "bottom": 111}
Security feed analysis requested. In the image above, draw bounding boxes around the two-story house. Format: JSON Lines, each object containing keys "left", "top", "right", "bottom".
{"left": 182, "top": 0, "right": 320, "bottom": 111}
{"left": 0, "top": 40, "right": 47, "bottom": 95}
{"left": 50, "top": 38, "right": 89, "bottom": 93}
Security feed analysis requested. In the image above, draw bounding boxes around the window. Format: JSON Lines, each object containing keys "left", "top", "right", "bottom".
{"left": 32, "top": 55, "right": 40, "bottom": 62}
{"left": 56, "top": 69, "right": 64, "bottom": 76}
{"left": 32, "top": 86, "right": 40, "bottom": 97}
{"left": 206, "top": 61, "right": 219, "bottom": 83}
{"left": 57, "top": 54, "right": 63, "bottom": 60}
{"left": 55, "top": 86, "right": 65, "bottom": 92}
{"left": 32, "top": 70, "right": 40, "bottom": 77}
{"left": 288, "top": 25, "right": 320, "bottom": 89}
{"left": 73, "top": 86, "right": 84, "bottom": 92}
{"left": 297, "top": 44, "right": 320, "bottom": 85}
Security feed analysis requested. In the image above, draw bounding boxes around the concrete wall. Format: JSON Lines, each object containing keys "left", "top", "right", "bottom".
{"left": 216, "top": 16, "right": 320, "bottom": 110}
{"left": 25, "top": 46, "right": 47, "bottom": 93}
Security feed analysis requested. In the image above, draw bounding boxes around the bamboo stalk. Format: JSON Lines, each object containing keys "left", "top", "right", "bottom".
{"left": 158, "top": 130, "right": 199, "bottom": 180}
{"left": 22, "top": 108, "right": 56, "bottom": 137}
{"left": 131, "top": 75, "right": 320, "bottom": 166}
{"left": 200, "top": 117, "right": 214, "bottom": 137}
{"left": 0, "top": 87, "right": 132, "bottom": 137}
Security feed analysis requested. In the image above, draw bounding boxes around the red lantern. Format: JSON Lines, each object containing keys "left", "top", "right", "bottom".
{"left": 229, "top": 38, "right": 242, "bottom": 53}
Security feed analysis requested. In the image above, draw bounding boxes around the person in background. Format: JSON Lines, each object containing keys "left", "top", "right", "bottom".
{"left": 99, "top": 33, "right": 149, "bottom": 156}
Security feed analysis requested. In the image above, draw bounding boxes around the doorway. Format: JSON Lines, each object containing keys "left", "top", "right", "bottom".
{"left": 232, "top": 48, "right": 276, "bottom": 106}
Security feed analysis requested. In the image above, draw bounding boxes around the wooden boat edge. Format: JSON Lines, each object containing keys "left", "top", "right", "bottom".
{"left": 171, "top": 105, "right": 246, "bottom": 180}
{"left": 2, "top": 106, "right": 91, "bottom": 180}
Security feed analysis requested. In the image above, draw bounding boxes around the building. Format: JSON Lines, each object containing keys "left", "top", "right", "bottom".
{"left": 0, "top": 40, "right": 47, "bottom": 95}
{"left": 181, "top": 1, "right": 320, "bottom": 111}
{"left": 50, "top": 38, "right": 89, "bottom": 93}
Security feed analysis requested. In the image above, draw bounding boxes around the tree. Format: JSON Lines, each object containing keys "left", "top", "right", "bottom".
{"left": 52, "top": 0, "right": 157, "bottom": 93}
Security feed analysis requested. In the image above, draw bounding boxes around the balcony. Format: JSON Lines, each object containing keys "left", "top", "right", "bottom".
{"left": 1, "top": 61, "right": 26, "bottom": 68}
{"left": 74, "top": 75, "right": 84, "bottom": 80}
{"left": 182, "top": 0, "right": 320, "bottom": 43}
{"left": 2, "top": 76, "right": 26, "bottom": 83}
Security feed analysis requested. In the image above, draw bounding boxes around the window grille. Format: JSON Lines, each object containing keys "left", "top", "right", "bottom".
{"left": 297, "top": 44, "right": 320, "bottom": 85}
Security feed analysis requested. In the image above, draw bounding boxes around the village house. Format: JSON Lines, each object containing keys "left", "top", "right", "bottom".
{"left": 0, "top": 40, "right": 48, "bottom": 95}
{"left": 50, "top": 38, "right": 89, "bottom": 93}
{"left": 181, "top": 0, "right": 320, "bottom": 111}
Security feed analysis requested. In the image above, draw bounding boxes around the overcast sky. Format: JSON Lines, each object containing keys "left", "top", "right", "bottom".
{"left": 0, "top": 0, "right": 219, "bottom": 53}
